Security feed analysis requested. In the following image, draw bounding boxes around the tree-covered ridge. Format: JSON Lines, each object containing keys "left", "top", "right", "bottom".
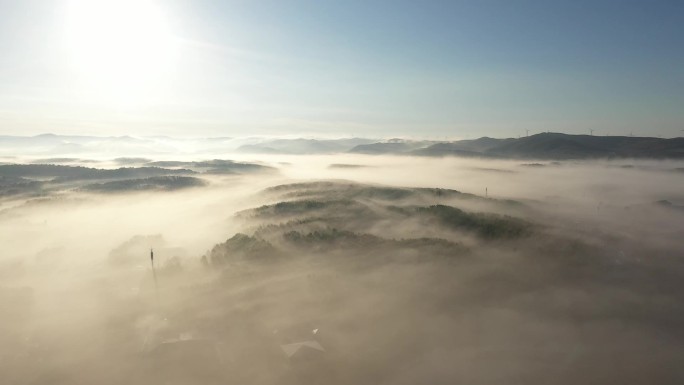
{"left": 209, "top": 181, "right": 539, "bottom": 267}
{"left": 245, "top": 199, "right": 373, "bottom": 220}
{"left": 205, "top": 229, "right": 469, "bottom": 266}
{"left": 351, "top": 133, "right": 684, "bottom": 159}
{"left": 391, "top": 205, "right": 533, "bottom": 239}
{"left": 265, "top": 181, "right": 464, "bottom": 201}
{"left": 0, "top": 176, "right": 44, "bottom": 197}
{"left": 262, "top": 180, "right": 525, "bottom": 211}
{"left": 283, "top": 228, "right": 469, "bottom": 257}
{"left": 80, "top": 176, "right": 206, "bottom": 193}
{"left": 0, "top": 164, "right": 196, "bottom": 180}
{"left": 242, "top": 200, "right": 531, "bottom": 241}
{"left": 207, "top": 233, "right": 281, "bottom": 265}
{"left": 0, "top": 160, "right": 278, "bottom": 199}
{"left": 147, "top": 159, "right": 277, "bottom": 174}
{"left": 283, "top": 228, "right": 383, "bottom": 249}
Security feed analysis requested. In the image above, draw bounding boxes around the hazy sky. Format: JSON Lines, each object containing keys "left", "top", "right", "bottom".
{"left": 0, "top": 0, "right": 682, "bottom": 138}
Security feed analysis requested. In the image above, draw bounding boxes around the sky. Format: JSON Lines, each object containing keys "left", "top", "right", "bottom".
{"left": 0, "top": 0, "right": 682, "bottom": 139}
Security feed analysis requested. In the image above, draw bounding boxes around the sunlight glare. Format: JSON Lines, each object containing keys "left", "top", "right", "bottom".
{"left": 65, "top": 0, "right": 179, "bottom": 106}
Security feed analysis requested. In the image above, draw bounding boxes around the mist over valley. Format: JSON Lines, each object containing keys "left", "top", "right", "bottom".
{"left": 1, "top": 147, "right": 683, "bottom": 384}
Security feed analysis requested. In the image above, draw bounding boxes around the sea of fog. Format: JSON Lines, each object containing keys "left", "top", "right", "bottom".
{"left": 1, "top": 154, "right": 683, "bottom": 384}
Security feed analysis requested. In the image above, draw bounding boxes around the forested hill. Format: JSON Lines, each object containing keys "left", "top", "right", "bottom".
{"left": 352, "top": 133, "right": 684, "bottom": 159}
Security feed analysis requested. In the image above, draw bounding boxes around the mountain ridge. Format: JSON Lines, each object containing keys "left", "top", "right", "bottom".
{"left": 352, "top": 133, "right": 684, "bottom": 159}
{"left": 2, "top": 133, "right": 683, "bottom": 159}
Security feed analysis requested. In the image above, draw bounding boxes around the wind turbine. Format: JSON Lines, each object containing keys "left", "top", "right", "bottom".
{"left": 589, "top": 129, "right": 596, "bottom": 136}
{"left": 525, "top": 129, "right": 529, "bottom": 137}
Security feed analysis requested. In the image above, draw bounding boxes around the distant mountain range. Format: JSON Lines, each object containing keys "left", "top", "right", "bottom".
{"left": 1, "top": 133, "right": 683, "bottom": 159}
{"left": 235, "top": 138, "right": 377, "bottom": 154}
{"left": 351, "top": 133, "right": 684, "bottom": 159}
{"left": 0, "top": 134, "right": 377, "bottom": 157}
{"left": 0, "top": 134, "right": 238, "bottom": 157}
{"left": 348, "top": 139, "right": 437, "bottom": 155}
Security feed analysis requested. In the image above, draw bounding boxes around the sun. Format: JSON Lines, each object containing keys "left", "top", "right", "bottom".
{"left": 64, "top": 0, "right": 179, "bottom": 106}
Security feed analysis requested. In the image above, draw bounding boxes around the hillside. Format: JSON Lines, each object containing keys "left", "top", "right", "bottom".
{"left": 355, "top": 133, "right": 684, "bottom": 159}
{"left": 237, "top": 138, "right": 377, "bottom": 154}
{"left": 191, "top": 179, "right": 684, "bottom": 383}
{"left": 488, "top": 133, "right": 684, "bottom": 159}
{"left": 0, "top": 160, "right": 274, "bottom": 198}
{"left": 348, "top": 140, "right": 435, "bottom": 155}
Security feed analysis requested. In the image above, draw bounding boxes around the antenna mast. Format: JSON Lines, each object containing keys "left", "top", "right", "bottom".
{"left": 151, "top": 248, "right": 158, "bottom": 299}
